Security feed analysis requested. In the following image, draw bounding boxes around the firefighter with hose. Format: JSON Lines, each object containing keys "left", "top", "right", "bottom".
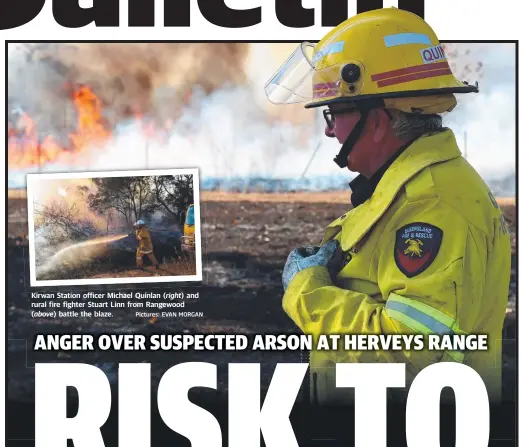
{"left": 265, "top": 7, "right": 511, "bottom": 403}
{"left": 132, "top": 219, "right": 159, "bottom": 270}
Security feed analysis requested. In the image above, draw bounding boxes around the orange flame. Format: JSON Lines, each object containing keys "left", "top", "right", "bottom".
{"left": 8, "top": 84, "right": 175, "bottom": 170}
{"left": 8, "top": 85, "right": 111, "bottom": 169}
{"left": 69, "top": 85, "right": 111, "bottom": 150}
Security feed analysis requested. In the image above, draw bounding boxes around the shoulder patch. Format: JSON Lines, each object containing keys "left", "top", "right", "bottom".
{"left": 394, "top": 223, "right": 443, "bottom": 278}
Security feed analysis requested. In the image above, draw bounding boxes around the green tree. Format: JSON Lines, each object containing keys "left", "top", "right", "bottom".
{"left": 82, "top": 177, "right": 158, "bottom": 228}
{"left": 153, "top": 175, "right": 194, "bottom": 223}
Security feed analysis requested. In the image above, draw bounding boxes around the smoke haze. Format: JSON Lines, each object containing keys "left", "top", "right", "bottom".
{"left": 7, "top": 42, "right": 516, "bottom": 194}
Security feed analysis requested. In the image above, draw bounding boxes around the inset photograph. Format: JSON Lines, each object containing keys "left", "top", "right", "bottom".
{"left": 27, "top": 168, "right": 201, "bottom": 285}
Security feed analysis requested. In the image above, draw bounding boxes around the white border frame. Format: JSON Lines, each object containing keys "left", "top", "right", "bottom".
{"left": 26, "top": 168, "right": 203, "bottom": 286}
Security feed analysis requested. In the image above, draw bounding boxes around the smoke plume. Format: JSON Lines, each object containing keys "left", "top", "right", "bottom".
{"left": 8, "top": 42, "right": 251, "bottom": 134}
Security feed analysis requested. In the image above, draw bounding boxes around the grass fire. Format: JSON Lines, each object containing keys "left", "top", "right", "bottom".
{"left": 28, "top": 172, "right": 197, "bottom": 281}
{"left": 8, "top": 83, "right": 175, "bottom": 170}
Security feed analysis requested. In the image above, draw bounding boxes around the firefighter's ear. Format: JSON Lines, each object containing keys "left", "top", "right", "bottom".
{"left": 370, "top": 109, "right": 389, "bottom": 144}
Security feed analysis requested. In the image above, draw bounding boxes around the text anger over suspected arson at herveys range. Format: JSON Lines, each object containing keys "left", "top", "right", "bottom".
{"left": 33, "top": 333, "right": 490, "bottom": 353}
{"left": 2, "top": 0, "right": 425, "bottom": 30}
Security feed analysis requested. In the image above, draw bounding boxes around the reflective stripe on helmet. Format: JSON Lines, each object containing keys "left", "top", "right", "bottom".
{"left": 383, "top": 32, "right": 432, "bottom": 47}
{"left": 267, "top": 8, "right": 478, "bottom": 111}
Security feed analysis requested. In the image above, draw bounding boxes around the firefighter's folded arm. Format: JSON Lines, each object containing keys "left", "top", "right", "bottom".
{"left": 281, "top": 265, "right": 455, "bottom": 367}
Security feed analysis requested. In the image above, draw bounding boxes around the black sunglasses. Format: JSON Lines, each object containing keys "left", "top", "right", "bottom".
{"left": 323, "top": 107, "right": 394, "bottom": 129}
{"left": 323, "top": 107, "right": 357, "bottom": 129}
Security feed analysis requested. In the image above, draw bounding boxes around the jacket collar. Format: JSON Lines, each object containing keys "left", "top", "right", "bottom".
{"left": 323, "top": 129, "right": 462, "bottom": 251}
{"left": 349, "top": 140, "right": 412, "bottom": 208}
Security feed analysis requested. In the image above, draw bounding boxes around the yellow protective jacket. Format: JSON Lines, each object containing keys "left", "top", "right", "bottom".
{"left": 136, "top": 228, "right": 153, "bottom": 254}
{"left": 282, "top": 129, "right": 511, "bottom": 403}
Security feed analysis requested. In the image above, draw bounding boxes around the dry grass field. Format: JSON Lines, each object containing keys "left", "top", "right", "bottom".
{"left": 6, "top": 190, "right": 518, "bottom": 404}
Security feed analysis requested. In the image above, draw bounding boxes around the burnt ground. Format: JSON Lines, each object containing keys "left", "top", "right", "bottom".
{"left": 7, "top": 195, "right": 518, "bottom": 407}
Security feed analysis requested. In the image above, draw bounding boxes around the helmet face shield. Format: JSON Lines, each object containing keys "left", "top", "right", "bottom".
{"left": 264, "top": 42, "right": 316, "bottom": 104}
{"left": 264, "top": 41, "right": 365, "bottom": 107}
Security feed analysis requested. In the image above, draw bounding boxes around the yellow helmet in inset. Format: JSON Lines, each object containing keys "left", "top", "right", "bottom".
{"left": 265, "top": 8, "right": 478, "bottom": 114}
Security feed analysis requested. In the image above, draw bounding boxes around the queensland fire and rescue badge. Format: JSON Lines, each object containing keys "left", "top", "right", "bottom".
{"left": 394, "top": 223, "right": 443, "bottom": 278}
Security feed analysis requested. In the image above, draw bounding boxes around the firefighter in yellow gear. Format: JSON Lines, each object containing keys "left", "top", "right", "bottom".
{"left": 133, "top": 220, "right": 159, "bottom": 269}
{"left": 267, "top": 8, "right": 511, "bottom": 404}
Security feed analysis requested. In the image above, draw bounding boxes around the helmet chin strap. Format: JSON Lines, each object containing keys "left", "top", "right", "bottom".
{"left": 333, "top": 108, "right": 370, "bottom": 169}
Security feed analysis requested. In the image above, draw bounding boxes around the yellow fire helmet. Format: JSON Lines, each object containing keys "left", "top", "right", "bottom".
{"left": 264, "top": 8, "right": 478, "bottom": 167}
{"left": 265, "top": 7, "right": 478, "bottom": 111}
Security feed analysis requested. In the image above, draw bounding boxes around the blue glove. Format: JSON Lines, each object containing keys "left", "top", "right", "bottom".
{"left": 282, "top": 240, "right": 340, "bottom": 291}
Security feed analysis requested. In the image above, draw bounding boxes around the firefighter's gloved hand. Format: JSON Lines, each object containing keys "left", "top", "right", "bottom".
{"left": 282, "top": 240, "right": 340, "bottom": 291}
